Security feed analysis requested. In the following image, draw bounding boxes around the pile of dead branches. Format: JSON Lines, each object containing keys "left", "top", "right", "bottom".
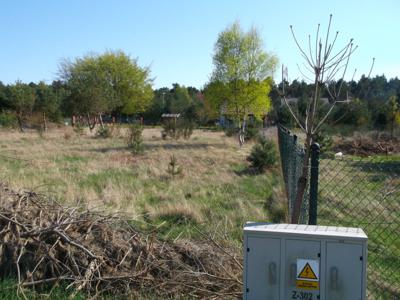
{"left": 0, "top": 184, "right": 242, "bottom": 299}
{"left": 333, "top": 135, "right": 400, "bottom": 156}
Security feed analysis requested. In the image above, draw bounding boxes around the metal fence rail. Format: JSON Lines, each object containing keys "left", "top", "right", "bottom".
{"left": 277, "top": 124, "right": 400, "bottom": 299}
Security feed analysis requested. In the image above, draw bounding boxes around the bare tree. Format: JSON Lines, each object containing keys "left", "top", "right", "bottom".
{"left": 281, "top": 15, "right": 374, "bottom": 223}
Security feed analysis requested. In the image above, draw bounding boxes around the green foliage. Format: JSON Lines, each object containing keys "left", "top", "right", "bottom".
{"left": 0, "top": 111, "right": 17, "bottom": 128}
{"left": 96, "top": 125, "right": 112, "bottom": 138}
{"left": 34, "top": 81, "right": 61, "bottom": 122}
{"left": 59, "top": 51, "right": 153, "bottom": 117}
{"left": 6, "top": 81, "right": 36, "bottom": 115}
{"left": 162, "top": 118, "right": 195, "bottom": 140}
{"left": 170, "top": 84, "right": 193, "bottom": 114}
{"left": 388, "top": 95, "right": 400, "bottom": 137}
{"left": 178, "top": 119, "right": 195, "bottom": 139}
{"left": 162, "top": 119, "right": 178, "bottom": 139}
{"left": 0, "top": 279, "right": 85, "bottom": 300}
{"left": 245, "top": 119, "right": 262, "bottom": 141}
{"left": 205, "top": 22, "right": 277, "bottom": 133}
{"left": 247, "top": 136, "right": 277, "bottom": 172}
{"left": 127, "top": 124, "right": 144, "bottom": 154}
{"left": 73, "top": 124, "right": 85, "bottom": 135}
{"left": 313, "top": 126, "right": 334, "bottom": 152}
{"left": 332, "top": 98, "right": 370, "bottom": 127}
{"left": 224, "top": 126, "right": 237, "bottom": 137}
{"left": 6, "top": 81, "right": 35, "bottom": 130}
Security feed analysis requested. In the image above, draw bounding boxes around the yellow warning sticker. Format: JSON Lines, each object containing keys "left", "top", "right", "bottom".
{"left": 296, "top": 280, "right": 319, "bottom": 290}
{"left": 296, "top": 259, "right": 319, "bottom": 291}
{"left": 298, "top": 263, "right": 318, "bottom": 280}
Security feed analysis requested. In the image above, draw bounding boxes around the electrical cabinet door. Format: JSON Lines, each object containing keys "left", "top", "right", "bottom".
{"left": 246, "top": 237, "right": 281, "bottom": 300}
{"left": 285, "top": 239, "right": 321, "bottom": 300}
{"left": 326, "top": 242, "right": 363, "bottom": 300}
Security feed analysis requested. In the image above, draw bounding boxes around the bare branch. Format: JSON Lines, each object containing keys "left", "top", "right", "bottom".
{"left": 290, "top": 25, "right": 315, "bottom": 69}
{"left": 315, "top": 23, "right": 320, "bottom": 66}
{"left": 282, "top": 95, "right": 306, "bottom": 131}
{"left": 308, "top": 35, "right": 315, "bottom": 65}
{"left": 297, "top": 64, "right": 314, "bottom": 82}
{"left": 367, "top": 57, "right": 375, "bottom": 78}
{"left": 336, "top": 43, "right": 353, "bottom": 97}
{"left": 351, "top": 68, "right": 357, "bottom": 81}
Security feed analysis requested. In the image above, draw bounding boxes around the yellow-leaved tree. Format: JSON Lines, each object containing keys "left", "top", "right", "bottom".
{"left": 205, "top": 22, "right": 278, "bottom": 145}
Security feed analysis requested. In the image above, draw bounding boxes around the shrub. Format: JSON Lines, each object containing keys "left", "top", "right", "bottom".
{"left": 162, "top": 120, "right": 179, "bottom": 139}
{"left": 127, "top": 124, "right": 144, "bottom": 154}
{"left": 247, "top": 136, "right": 277, "bottom": 172}
{"left": 73, "top": 124, "right": 85, "bottom": 135}
{"left": 162, "top": 118, "right": 195, "bottom": 140}
{"left": 177, "top": 119, "right": 195, "bottom": 139}
{"left": 224, "top": 126, "right": 237, "bottom": 137}
{"left": 0, "top": 111, "right": 17, "bottom": 128}
{"left": 313, "top": 129, "right": 333, "bottom": 152}
{"left": 96, "top": 125, "right": 112, "bottom": 138}
{"left": 244, "top": 120, "right": 262, "bottom": 141}
{"left": 167, "top": 155, "right": 182, "bottom": 177}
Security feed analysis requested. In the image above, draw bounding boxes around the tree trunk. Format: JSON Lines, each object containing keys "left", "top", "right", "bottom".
{"left": 391, "top": 116, "right": 394, "bottom": 140}
{"left": 88, "top": 113, "right": 96, "bottom": 131}
{"left": 17, "top": 112, "right": 24, "bottom": 132}
{"left": 99, "top": 113, "right": 104, "bottom": 129}
{"left": 291, "top": 76, "right": 319, "bottom": 224}
{"left": 42, "top": 112, "right": 47, "bottom": 132}
{"left": 291, "top": 133, "right": 312, "bottom": 224}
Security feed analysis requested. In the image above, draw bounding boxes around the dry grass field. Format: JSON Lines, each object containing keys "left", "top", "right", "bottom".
{"left": 0, "top": 126, "right": 284, "bottom": 243}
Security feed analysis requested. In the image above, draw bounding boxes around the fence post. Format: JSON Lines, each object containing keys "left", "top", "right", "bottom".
{"left": 309, "top": 143, "right": 320, "bottom": 225}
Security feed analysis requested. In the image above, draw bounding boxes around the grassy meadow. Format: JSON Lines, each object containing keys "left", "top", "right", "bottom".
{"left": 0, "top": 126, "right": 284, "bottom": 244}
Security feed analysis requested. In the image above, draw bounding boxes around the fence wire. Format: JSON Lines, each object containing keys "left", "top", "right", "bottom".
{"left": 318, "top": 156, "right": 400, "bottom": 299}
{"left": 278, "top": 124, "right": 400, "bottom": 299}
{"left": 277, "top": 125, "right": 309, "bottom": 224}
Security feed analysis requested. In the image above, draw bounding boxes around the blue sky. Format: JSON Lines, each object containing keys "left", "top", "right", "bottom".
{"left": 0, "top": 0, "right": 398, "bottom": 89}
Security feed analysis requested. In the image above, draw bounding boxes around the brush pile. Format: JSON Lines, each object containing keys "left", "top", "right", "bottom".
{"left": 0, "top": 184, "right": 242, "bottom": 299}
{"left": 333, "top": 133, "right": 400, "bottom": 156}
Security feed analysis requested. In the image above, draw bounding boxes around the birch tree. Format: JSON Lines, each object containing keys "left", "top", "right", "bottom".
{"left": 206, "top": 22, "right": 278, "bottom": 145}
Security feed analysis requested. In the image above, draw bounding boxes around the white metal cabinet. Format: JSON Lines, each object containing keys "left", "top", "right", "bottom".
{"left": 326, "top": 242, "right": 364, "bottom": 300}
{"left": 246, "top": 237, "right": 281, "bottom": 300}
{"left": 243, "top": 223, "right": 367, "bottom": 300}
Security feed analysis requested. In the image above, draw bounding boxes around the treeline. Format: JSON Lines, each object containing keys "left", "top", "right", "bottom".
{"left": 271, "top": 75, "right": 400, "bottom": 133}
{"left": 0, "top": 51, "right": 211, "bottom": 131}
{"left": 0, "top": 49, "right": 399, "bottom": 134}
{"left": 0, "top": 81, "right": 208, "bottom": 130}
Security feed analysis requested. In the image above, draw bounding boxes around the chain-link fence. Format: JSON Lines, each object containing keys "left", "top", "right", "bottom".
{"left": 277, "top": 125, "right": 309, "bottom": 224}
{"left": 278, "top": 125, "right": 400, "bottom": 299}
{"left": 318, "top": 156, "right": 400, "bottom": 299}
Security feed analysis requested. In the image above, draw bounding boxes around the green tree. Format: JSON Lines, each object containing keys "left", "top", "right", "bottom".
{"left": 7, "top": 81, "right": 36, "bottom": 131}
{"left": 60, "top": 51, "right": 153, "bottom": 128}
{"left": 169, "top": 84, "right": 193, "bottom": 114}
{"left": 388, "top": 95, "right": 400, "bottom": 138}
{"left": 34, "top": 81, "right": 61, "bottom": 130}
{"left": 205, "top": 21, "right": 278, "bottom": 145}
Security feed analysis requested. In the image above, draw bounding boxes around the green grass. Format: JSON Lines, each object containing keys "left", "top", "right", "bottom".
{"left": 0, "top": 127, "right": 283, "bottom": 244}
{"left": 0, "top": 279, "right": 85, "bottom": 300}
{"left": 0, "top": 127, "right": 283, "bottom": 298}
